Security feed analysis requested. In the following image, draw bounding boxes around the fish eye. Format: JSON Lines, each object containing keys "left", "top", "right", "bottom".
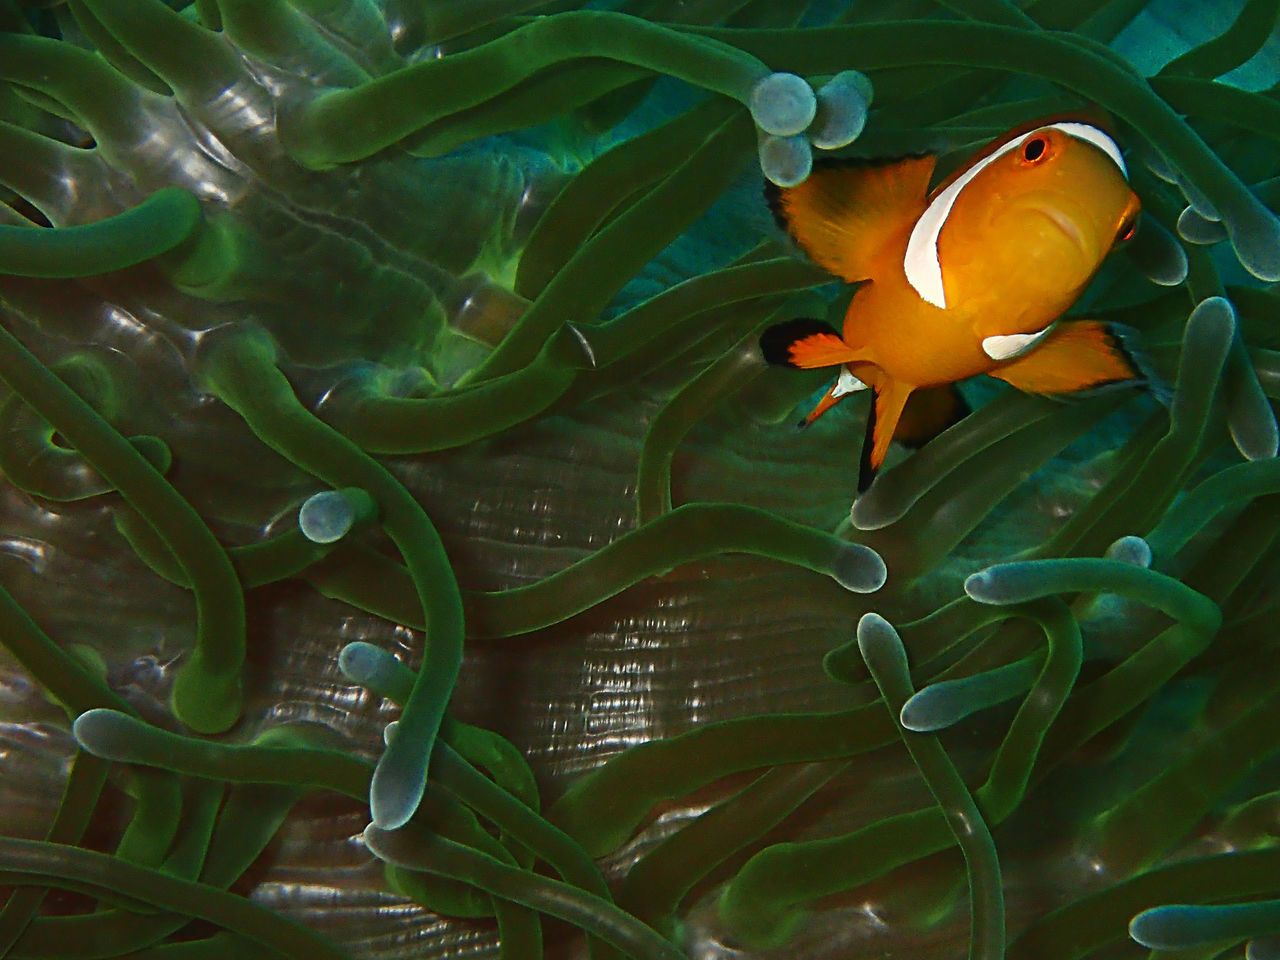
{"left": 1021, "top": 136, "right": 1048, "bottom": 163}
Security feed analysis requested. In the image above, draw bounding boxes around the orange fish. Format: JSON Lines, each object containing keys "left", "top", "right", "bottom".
{"left": 760, "top": 114, "right": 1145, "bottom": 492}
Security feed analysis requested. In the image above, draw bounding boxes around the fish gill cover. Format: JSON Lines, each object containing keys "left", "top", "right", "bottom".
{"left": 0, "top": 0, "right": 1278, "bottom": 958}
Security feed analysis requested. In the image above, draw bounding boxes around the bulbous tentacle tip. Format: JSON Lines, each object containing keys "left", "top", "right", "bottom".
{"left": 1177, "top": 205, "right": 1228, "bottom": 245}
{"left": 170, "top": 659, "right": 243, "bottom": 734}
{"left": 1127, "top": 906, "right": 1166, "bottom": 949}
{"left": 337, "top": 640, "right": 388, "bottom": 685}
{"left": 1187, "top": 295, "right": 1237, "bottom": 342}
{"left": 899, "top": 691, "right": 944, "bottom": 732}
{"left": 856, "top": 611, "right": 906, "bottom": 672}
{"left": 369, "top": 754, "right": 427, "bottom": 831}
{"left": 963, "top": 570, "right": 994, "bottom": 601}
{"left": 383, "top": 720, "right": 399, "bottom": 747}
{"left": 749, "top": 72, "right": 816, "bottom": 137}
{"left": 809, "top": 70, "right": 871, "bottom": 150}
{"left": 1131, "top": 899, "right": 1280, "bottom": 951}
{"left": 759, "top": 133, "right": 812, "bottom": 187}
{"left": 1129, "top": 903, "right": 1220, "bottom": 951}
{"left": 1105, "top": 535, "right": 1152, "bottom": 567}
{"left": 1126, "top": 217, "right": 1188, "bottom": 286}
{"left": 855, "top": 611, "right": 895, "bottom": 644}
{"left": 964, "top": 566, "right": 1023, "bottom": 605}
{"left": 299, "top": 488, "right": 375, "bottom": 543}
{"left": 1231, "top": 408, "right": 1280, "bottom": 461}
{"left": 830, "top": 542, "right": 887, "bottom": 593}
{"left": 71, "top": 707, "right": 132, "bottom": 759}
{"left": 1225, "top": 206, "right": 1280, "bottom": 281}
{"left": 848, "top": 492, "right": 894, "bottom": 531}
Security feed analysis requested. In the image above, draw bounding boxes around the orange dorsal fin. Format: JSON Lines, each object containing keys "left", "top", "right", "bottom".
{"left": 859, "top": 377, "right": 914, "bottom": 492}
{"left": 760, "top": 317, "right": 861, "bottom": 369}
{"left": 766, "top": 155, "right": 936, "bottom": 282}
{"left": 988, "top": 320, "right": 1142, "bottom": 394}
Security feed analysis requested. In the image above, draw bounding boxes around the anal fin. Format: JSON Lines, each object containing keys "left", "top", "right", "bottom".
{"left": 859, "top": 378, "right": 914, "bottom": 493}
{"left": 988, "top": 320, "right": 1142, "bottom": 394}
{"left": 797, "top": 366, "right": 870, "bottom": 428}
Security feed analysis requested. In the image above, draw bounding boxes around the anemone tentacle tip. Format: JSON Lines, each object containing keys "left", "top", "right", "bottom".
{"left": 1177, "top": 206, "right": 1227, "bottom": 246}
{"left": 370, "top": 760, "right": 426, "bottom": 832}
{"left": 759, "top": 134, "right": 813, "bottom": 188}
{"left": 1128, "top": 904, "right": 1193, "bottom": 950}
{"left": 1188, "top": 296, "right": 1237, "bottom": 341}
{"left": 368, "top": 802, "right": 413, "bottom": 833}
{"left": 749, "top": 72, "right": 817, "bottom": 137}
{"left": 337, "top": 641, "right": 381, "bottom": 683}
{"left": 899, "top": 693, "right": 944, "bottom": 732}
{"left": 70, "top": 707, "right": 118, "bottom": 747}
{"left": 299, "top": 489, "right": 358, "bottom": 543}
{"left": 1233, "top": 415, "right": 1280, "bottom": 462}
{"left": 855, "top": 611, "right": 906, "bottom": 670}
{"left": 1226, "top": 208, "right": 1280, "bottom": 282}
{"left": 849, "top": 494, "right": 896, "bottom": 531}
{"left": 1105, "top": 535, "right": 1152, "bottom": 567}
{"left": 830, "top": 543, "right": 887, "bottom": 592}
{"left": 70, "top": 708, "right": 139, "bottom": 762}
{"left": 809, "top": 70, "right": 871, "bottom": 150}
{"left": 855, "top": 611, "right": 895, "bottom": 644}
{"left": 963, "top": 570, "right": 995, "bottom": 600}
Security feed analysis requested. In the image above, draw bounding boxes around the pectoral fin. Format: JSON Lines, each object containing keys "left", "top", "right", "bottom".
{"left": 760, "top": 317, "right": 861, "bottom": 369}
{"left": 859, "top": 377, "right": 914, "bottom": 492}
{"left": 988, "top": 320, "right": 1141, "bottom": 394}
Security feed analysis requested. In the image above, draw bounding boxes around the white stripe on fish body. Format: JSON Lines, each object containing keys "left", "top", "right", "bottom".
{"left": 982, "top": 324, "right": 1053, "bottom": 360}
{"left": 903, "top": 122, "right": 1128, "bottom": 310}
{"left": 832, "top": 366, "right": 868, "bottom": 397}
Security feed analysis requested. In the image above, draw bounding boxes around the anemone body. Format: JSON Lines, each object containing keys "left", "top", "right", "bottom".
{"left": 0, "top": 2, "right": 1279, "bottom": 960}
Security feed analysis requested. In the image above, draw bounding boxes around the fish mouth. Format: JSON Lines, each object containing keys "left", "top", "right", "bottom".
{"left": 994, "top": 192, "right": 1098, "bottom": 264}
{"left": 1025, "top": 203, "right": 1089, "bottom": 253}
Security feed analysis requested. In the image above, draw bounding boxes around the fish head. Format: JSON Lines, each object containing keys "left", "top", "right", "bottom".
{"left": 914, "top": 119, "right": 1140, "bottom": 331}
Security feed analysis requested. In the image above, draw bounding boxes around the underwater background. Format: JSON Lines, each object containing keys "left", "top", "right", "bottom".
{"left": 1, "top": 0, "right": 1280, "bottom": 958}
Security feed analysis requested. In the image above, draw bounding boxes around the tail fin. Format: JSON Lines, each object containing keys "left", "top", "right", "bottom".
{"left": 858, "top": 378, "right": 914, "bottom": 493}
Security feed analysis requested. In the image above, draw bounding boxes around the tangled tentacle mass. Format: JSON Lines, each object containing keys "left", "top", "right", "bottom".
{"left": 1, "top": 0, "right": 1279, "bottom": 957}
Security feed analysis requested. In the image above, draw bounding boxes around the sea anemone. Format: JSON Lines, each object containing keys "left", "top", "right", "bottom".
{"left": 1, "top": 1, "right": 1279, "bottom": 958}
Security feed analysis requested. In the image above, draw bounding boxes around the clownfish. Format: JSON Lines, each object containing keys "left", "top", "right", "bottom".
{"left": 760, "top": 114, "right": 1146, "bottom": 493}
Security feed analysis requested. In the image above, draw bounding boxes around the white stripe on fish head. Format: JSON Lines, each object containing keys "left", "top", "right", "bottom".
{"left": 903, "top": 123, "right": 1128, "bottom": 310}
